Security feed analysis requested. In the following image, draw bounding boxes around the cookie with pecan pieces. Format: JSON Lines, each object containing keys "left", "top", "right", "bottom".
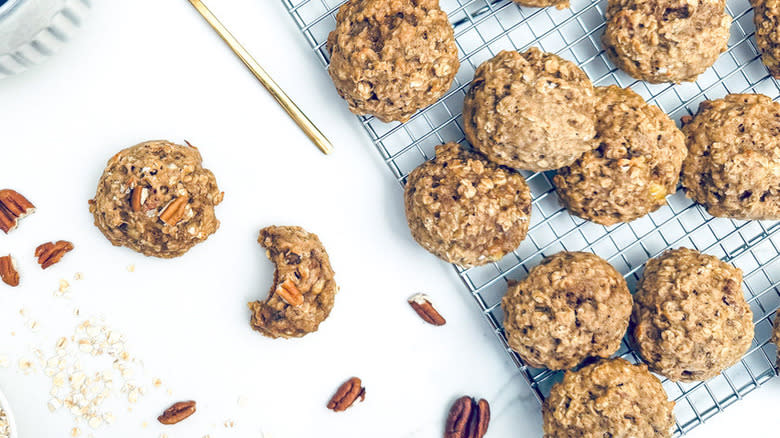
{"left": 89, "top": 140, "right": 223, "bottom": 258}
{"left": 249, "top": 226, "right": 338, "bottom": 339}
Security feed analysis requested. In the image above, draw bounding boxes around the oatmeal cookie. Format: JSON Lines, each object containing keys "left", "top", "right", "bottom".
{"left": 543, "top": 358, "right": 675, "bottom": 438}
{"left": 681, "top": 94, "right": 780, "bottom": 220}
{"left": 554, "top": 85, "right": 687, "bottom": 225}
{"left": 404, "top": 142, "right": 532, "bottom": 267}
{"left": 502, "top": 252, "right": 632, "bottom": 370}
{"left": 89, "top": 140, "right": 223, "bottom": 258}
{"left": 602, "top": 0, "right": 731, "bottom": 83}
{"left": 248, "top": 226, "right": 338, "bottom": 339}
{"left": 463, "top": 49, "right": 596, "bottom": 171}
{"left": 752, "top": 0, "right": 780, "bottom": 78}
{"left": 632, "top": 248, "right": 754, "bottom": 382}
{"left": 326, "top": 0, "right": 459, "bottom": 123}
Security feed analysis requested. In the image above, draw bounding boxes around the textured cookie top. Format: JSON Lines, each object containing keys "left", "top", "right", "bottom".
{"left": 602, "top": 0, "right": 731, "bottom": 83}
{"left": 249, "top": 226, "right": 338, "bottom": 339}
{"left": 681, "top": 93, "right": 780, "bottom": 220}
{"left": 404, "top": 142, "right": 531, "bottom": 267}
{"left": 753, "top": 0, "right": 780, "bottom": 78}
{"left": 554, "top": 85, "right": 687, "bottom": 225}
{"left": 326, "top": 0, "right": 459, "bottom": 123}
{"left": 543, "top": 358, "right": 675, "bottom": 438}
{"left": 463, "top": 49, "right": 596, "bottom": 171}
{"left": 632, "top": 248, "right": 754, "bottom": 382}
{"left": 89, "top": 140, "right": 223, "bottom": 258}
{"left": 502, "top": 251, "right": 632, "bottom": 370}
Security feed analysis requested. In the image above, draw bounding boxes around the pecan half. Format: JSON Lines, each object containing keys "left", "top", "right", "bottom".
{"left": 158, "top": 400, "right": 196, "bottom": 425}
{"left": 445, "top": 396, "right": 490, "bottom": 438}
{"left": 0, "top": 189, "right": 35, "bottom": 234}
{"left": 35, "top": 241, "right": 74, "bottom": 269}
{"left": 408, "top": 293, "right": 446, "bottom": 326}
{"left": 327, "top": 377, "right": 366, "bottom": 412}
{"left": 130, "top": 186, "right": 149, "bottom": 212}
{"left": 0, "top": 255, "right": 20, "bottom": 287}
{"left": 276, "top": 278, "right": 304, "bottom": 307}
{"left": 159, "top": 196, "right": 188, "bottom": 226}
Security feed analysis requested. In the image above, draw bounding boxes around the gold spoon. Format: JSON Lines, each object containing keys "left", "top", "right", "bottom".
{"left": 188, "top": 0, "right": 334, "bottom": 155}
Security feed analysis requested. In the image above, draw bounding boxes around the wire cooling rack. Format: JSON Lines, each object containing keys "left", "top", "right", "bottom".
{"left": 282, "top": 0, "right": 780, "bottom": 434}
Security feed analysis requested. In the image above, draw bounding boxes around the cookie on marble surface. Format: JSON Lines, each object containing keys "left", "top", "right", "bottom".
{"left": 681, "top": 94, "right": 780, "bottom": 220}
{"left": 89, "top": 140, "right": 223, "bottom": 258}
{"left": 543, "top": 358, "right": 675, "bottom": 438}
{"left": 404, "top": 142, "right": 532, "bottom": 267}
{"left": 554, "top": 85, "right": 687, "bottom": 226}
{"left": 462, "top": 48, "right": 596, "bottom": 172}
{"left": 502, "top": 251, "right": 632, "bottom": 370}
{"left": 602, "top": 0, "right": 731, "bottom": 83}
{"left": 249, "top": 226, "right": 338, "bottom": 339}
{"left": 752, "top": 0, "right": 780, "bottom": 78}
{"left": 326, "top": 0, "right": 459, "bottom": 123}
{"left": 632, "top": 248, "right": 754, "bottom": 382}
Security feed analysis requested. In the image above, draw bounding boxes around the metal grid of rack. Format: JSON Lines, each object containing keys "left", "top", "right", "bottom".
{"left": 282, "top": 0, "right": 780, "bottom": 434}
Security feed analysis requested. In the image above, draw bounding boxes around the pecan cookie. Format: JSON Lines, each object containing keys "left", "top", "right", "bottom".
{"left": 602, "top": 0, "right": 731, "bottom": 83}
{"left": 248, "top": 226, "right": 338, "bottom": 339}
{"left": 752, "top": 0, "right": 780, "bottom": 78}
{"left": 681, "top": 94, "right": 780, "bottom": 220}
{"left": 327, "top": 0, "right": 459, "bottom": 123}
{"left": 89, "top": 140, "right": 223, "bottom": 258}
{"left": 463, "top": 49, "right": 596, "bottom": 171}
{"left": 632, "top": 248, "right": 754, "bottom": 382}
{"left": 554, "top": 85, "right": 687, "bottom": 226}
{"left": 502, "top": 252, "right": 632, "bottom": 370}
{"left": 404, "top": 142, "right": 531, "bottom": 267}
{"left": 543, "top": 358, "right": 675, "bottom": 438}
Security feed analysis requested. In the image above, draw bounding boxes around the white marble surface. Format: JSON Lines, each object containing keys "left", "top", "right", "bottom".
{"left": 0, "top": 1, "right": 777, "bottom": 437}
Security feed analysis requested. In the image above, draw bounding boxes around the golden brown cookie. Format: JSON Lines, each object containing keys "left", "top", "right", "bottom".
{"left": 502, "top": 252, "right": 632, "bottom": 370}
{"left": 632, "top": 248, "right": 754, "bottom": 382}
{"left": 463, "top": 49, "right": 596, "bottom": 172}
{"left": 752, "top": 0, "right": 780, "bottom": 78}
{"left": 681, "top": 94, "right": 780, "bottom": 220}
{"left": 327, "top": 0, "right": 459, "bottom": 123}
{"left": 543, "top": 358, "right": 675, "bottom": 438}
{"left": 554, "top": 85, "right": 687, "bottom": 225}
{"left": 89, "top": 140, "right": 223, "bottom": 258}
{"left": 249, "top": 226, "right": 338, "bottom": 339}
{"left": 404, "top": 142, "right": 531, "bottom": 267}
{"left": 602, "top": 0, "right": 731, "bottom": 83}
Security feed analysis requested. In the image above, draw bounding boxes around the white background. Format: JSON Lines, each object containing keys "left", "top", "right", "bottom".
{"left": 0, "top": 1, "right": 778, "bottom": 437}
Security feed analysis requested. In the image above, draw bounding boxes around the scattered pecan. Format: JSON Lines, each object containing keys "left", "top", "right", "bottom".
{"left": 158, "top": 400, "right": 196, "bottom": 425}
{"left": 0, "top": 255, "right": 20, "bottom": 287}
{"left": 408, "top": 293, "right": 446, "bottom": 326}
{"left": 327, "top": 377, "right": 366, "bottom": 412}
{"left": 276, "top": 278, "right": 304, "bottom": 307}
{"left": 130, "top": 186, "right": 149, "bottom": 212}
{"left": 159, "top": 196, "right": 188, "bottom": 226}
{"left": 445, "top": 396, "right": 490, "bottom": 438}
{"left": 35, "top": 241, "right": 74, "bottom": 269}
{"left": 0, "top": 189, "right": 35, "bottom": 234}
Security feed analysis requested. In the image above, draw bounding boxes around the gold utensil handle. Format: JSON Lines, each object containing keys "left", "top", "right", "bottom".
{"left": 188, "top": 0, "right": 334, "bottom": 155}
